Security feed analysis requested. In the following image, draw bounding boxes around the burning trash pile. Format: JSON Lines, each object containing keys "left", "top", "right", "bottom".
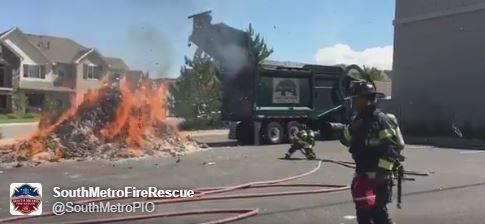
{"left": 0, "top": 79, "right": 200, "bottom": 167}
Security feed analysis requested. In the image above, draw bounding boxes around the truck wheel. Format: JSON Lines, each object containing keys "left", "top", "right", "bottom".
{"left": 236, "top": 122, "right": 254, "bottom": 145}
{"left": 286, "top": 121, "right": 301, "bottom": 142}
{"left": 264, "top": 121, "right": 284, "bottom": 144}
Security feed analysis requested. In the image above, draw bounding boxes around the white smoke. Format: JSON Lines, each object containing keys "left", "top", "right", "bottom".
{"left": 215, "top": 44, "right": 249, "bottom": 78}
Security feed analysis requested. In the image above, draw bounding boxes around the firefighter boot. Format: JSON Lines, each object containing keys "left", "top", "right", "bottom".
{"left": 304, "top": 148, "right": 317, "bottom": 160}
{"left": 356, "top": 209, "right": 373, "bottom": 224}
{"left": 372, "top": 206, "right": 393, "bottom": 224}
{"left": 284, "top": 152, "right": 292, "bottom": 159}
{"left": 285, "top": 145, "right": 299, "bottom": 159}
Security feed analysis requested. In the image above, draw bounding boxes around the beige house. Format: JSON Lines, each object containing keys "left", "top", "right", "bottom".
{"left": 0, "top": 27, "right": 130, "bottom": 113}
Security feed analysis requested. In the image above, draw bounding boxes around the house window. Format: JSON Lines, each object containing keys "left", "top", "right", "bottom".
{"left": 57, "top": 69, "right": 65, "bottom": 78}
{"left": 0, "top": 66, "right": 4, "bottom": 86}
{"left": 23, "top": 64, "right": 46, "bottom": 79}
{"left": 0, "top": 95, "right": 6, "bottom": 109}
{"left": 84, "top": 65, "right": 101, "bottom": 80}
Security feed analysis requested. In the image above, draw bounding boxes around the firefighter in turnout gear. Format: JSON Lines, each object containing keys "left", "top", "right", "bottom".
{"left": 340, "top": 81, "right": 405, "bottom": 224}
{"left": 285, "top": 124, "right": 317, "bottom": 160}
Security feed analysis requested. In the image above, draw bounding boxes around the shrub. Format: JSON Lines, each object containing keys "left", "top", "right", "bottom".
{"left": 21, "top": 113, "right": 38, "bottom": 119}
{"left": 13, "top": 90, "right": 27, "bottom": 115}
{"left": 6, "top": 114, "right": 17, "bottom": 119}
{"left": 43, "top": 95, "right": 64, "bottom": 123}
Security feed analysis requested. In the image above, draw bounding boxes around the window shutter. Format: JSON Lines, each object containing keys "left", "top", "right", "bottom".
{"left": 83, "top": 64, "right": 87, "bottom": 79}
{"left": 23, "top": 64, "right": 28, "bottom": 77}
{"left": 94, "top": 66, "right": 100, "bottom": 79}
{"left": 40, "top": 65, "right": 46, "bottom": 79}
{"left": 99, "top": 66, "right": 103, "bottom": 79}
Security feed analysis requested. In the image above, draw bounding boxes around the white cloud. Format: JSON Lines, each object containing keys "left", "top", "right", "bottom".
{"left": 314, "top": 43, "right": 393, "bottom": 70}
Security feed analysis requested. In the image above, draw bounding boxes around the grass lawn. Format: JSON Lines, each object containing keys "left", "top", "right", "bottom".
{"left": 0, "top": 113, "right": 40, "bottom": 124}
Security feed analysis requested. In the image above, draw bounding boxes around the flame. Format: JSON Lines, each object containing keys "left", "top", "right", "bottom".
{"left": 16, "top": 75, "right": 172, "bottom": 159}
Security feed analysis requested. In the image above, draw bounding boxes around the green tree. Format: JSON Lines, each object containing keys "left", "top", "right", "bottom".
{"left": 362, "top": 66, "right": 389, "bottom": 82}
{"left": 169, "top": 25, "right": 273, "bottom": 127}
{"left": 246, "top": 23, "right": 274, "bottom": 64}
{"left": 346, "top": 65, "right": 389, "bottom": 82}
{"left": 12, "top": 90, "right": 27, "bottom": 114}
{"left": 169, "top": 51, "right": 221, "bottom": 119}
{"left": 43, "top": 95, "right": 64, "bottom": 123}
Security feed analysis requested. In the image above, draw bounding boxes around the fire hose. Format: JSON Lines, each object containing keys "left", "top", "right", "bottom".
{"left": 0, "top": 159, "right": 429, "bottom": 224}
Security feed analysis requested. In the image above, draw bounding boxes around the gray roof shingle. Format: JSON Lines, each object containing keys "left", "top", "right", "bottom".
{"left": 104, "top": 57, "right": 129, "bottom": 71}
{"left": 25, "top": 34, "right": 88, "bottom": 63}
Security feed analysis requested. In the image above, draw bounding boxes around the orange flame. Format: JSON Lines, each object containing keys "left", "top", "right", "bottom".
{"left": 18, "top": 75, "right": 171, "bottom": 159}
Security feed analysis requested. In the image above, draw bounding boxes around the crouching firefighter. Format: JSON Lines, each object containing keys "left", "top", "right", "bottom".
{"left": 340, "top": 81, "right": 405, "bottom": 224}
{"left": 285, "top": 124, "right": 317, "bottom": 160}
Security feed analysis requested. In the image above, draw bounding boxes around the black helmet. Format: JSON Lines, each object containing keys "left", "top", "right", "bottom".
{"left": 346, "top": 81, "right": 385, "bottom": 99}
{"left": 299, "top": 123, "right": 308, "bottom": 130}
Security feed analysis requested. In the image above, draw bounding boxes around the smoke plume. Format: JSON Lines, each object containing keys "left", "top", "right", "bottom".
{"left": 126, "top": 24, "right": 173, "bottom": 77}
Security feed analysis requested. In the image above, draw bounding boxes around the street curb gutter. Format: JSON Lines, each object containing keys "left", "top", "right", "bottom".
{"left": 0, "top": 122, "right": 38, "bottom": 127}
{"left": 182, "top": 129, "right": 229, "bottom": 137}
{"left": 405, "top": 136, "right": 485, "bottom": 150}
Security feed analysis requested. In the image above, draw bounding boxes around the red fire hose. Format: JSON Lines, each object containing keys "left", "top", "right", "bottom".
{"left": 0, "top": 159, "right": 428, "bottom": 224}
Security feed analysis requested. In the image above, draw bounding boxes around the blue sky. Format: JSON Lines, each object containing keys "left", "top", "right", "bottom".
{"left": 0, "top": 0, "right": 396, "bottom": 77}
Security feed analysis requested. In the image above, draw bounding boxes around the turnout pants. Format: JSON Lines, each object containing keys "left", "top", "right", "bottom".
{"left": 286, "top": 144, "right": 316, "bottom": 160}
{"left": 352, "top": 173, "right": 393, "bottom": 224}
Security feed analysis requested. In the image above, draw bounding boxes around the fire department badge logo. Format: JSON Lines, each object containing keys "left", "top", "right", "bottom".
{"left": 10, "top": 183, "right": 42, "bottom": 215}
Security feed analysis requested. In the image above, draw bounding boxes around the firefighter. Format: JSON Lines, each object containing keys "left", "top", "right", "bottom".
{"left": 340, "top": 81, "right": 404, "bottom": 224}
{"left": 284, "top": 124, "right": 317, "bottom": 160}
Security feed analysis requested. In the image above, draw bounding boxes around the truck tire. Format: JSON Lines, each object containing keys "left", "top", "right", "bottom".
{"left": 286, "top": 121, "right": 301, "bottom": 143}
{"left": 235, "top": 122, "right": 254, "bottom": 145}
{"left": 264, "top": 121, "right": 284, "bottom": 144}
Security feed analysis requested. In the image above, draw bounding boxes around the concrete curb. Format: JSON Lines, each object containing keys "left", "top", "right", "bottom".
{"left": 182, "top": 129, "right": 229, "bottom": 137}
{"left": 0, "top": 122, "right": 38, "bottom": 127}
{"left": 405, "top": 136, "right": 485, "bottom": 149}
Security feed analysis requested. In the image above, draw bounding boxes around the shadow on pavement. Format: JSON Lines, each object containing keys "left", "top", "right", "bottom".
{"left": 205, "top": 141, "right": 239, "bottom": 148}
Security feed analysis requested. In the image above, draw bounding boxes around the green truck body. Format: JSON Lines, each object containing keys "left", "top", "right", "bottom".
{"left": 254, "top": 63, "right": 345, "bottom": 121}
{"left": 188, "top": 11, "right": 357, "bottom": 144}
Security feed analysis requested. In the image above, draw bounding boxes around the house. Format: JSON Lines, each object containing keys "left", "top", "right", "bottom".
{"left": 104, "top": 56, "right": 129, "bottom": 81}
{"left": 0, "top": 27, "right": 129, "bottom": 113}
{"left": 124, "top": 70, "right": 145, "bottom": 90}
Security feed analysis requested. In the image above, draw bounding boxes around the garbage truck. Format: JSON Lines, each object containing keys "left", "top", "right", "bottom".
{"left": 188, "top": 11, "right": 361, "bottom": 145}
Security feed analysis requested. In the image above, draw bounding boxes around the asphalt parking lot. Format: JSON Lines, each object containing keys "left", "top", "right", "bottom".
{"left": 0, "top": 136, "right": 485, "bottom": 224}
